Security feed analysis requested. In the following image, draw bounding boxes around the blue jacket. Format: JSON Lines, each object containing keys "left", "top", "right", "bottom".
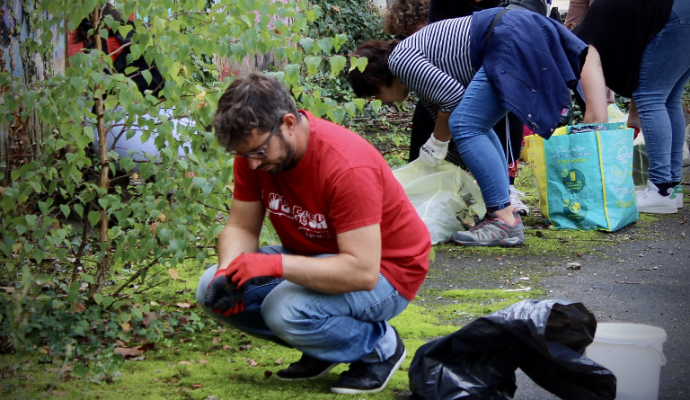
{"left": 470, "top": 8, "right": 588, "bottom": 139}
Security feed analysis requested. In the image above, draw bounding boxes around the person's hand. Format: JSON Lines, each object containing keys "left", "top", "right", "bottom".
{"left": 419, "top": 133, "right": 450, "bottom": 166}
{"left": 228, "top": 253, "right": 283, "bottom": 288}
{"left": 205, "top": 271, "right": 245, "bottom": 316}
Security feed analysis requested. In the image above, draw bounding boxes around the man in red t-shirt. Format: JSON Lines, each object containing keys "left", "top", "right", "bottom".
{"left": 196, "top": 72, "right": 430, "bottom": 394}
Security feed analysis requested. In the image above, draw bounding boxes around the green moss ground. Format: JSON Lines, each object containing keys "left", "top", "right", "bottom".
{"left": 3, "top": 167, "right": 684, "bottom": 399}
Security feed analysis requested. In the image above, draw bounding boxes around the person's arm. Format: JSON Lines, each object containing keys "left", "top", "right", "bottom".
{"left": 564, "top": 0, "right": 590, "bottom": 31}
{"left": 216, "top": 199, "right": 265, "bottom": 271}
{"left": 281, "top": 224, "right": 382, "bottom": 293}
{"left": 580, "top": 45, "right": 609, "bottom": 124}
{"left": 433, "top": 111, "right": 451, "bottom": 142}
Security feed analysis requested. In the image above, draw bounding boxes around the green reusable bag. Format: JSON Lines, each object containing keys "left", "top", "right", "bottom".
{"left": 529, "top": 122, "right": 638, "bottom": 231}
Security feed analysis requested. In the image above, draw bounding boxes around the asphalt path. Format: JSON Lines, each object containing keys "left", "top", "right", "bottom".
{"left": 513, "top": 199, "right": 689, "bottom": 399}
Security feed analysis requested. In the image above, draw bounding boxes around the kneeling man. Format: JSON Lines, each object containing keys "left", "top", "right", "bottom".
{"left": 197, "top": 72, "right": 431, "bottom": 394}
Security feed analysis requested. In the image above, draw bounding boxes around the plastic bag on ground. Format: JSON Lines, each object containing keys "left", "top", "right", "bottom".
{"left": 408, "top": 299, "right": 616, "bottom": 400}
{"left": 393, "top": 160, "right": 486, "bottom": 244}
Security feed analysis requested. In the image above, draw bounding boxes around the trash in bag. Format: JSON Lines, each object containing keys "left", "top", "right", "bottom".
{"left": 393, "top": 160, "right": 486, "bottom": 244}
{"left": 408, "top": 299, "right": 616, "bottom": 400}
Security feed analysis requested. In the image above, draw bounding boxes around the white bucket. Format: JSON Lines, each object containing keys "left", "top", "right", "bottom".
{"left": 585, "top": 323, "right": 667, "bottom": 400}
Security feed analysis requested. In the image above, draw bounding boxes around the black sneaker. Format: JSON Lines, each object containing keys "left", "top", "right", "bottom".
{"left": 275, "top": 353, "right": 339, "bottom": 381}
{"left": 330, "top": 328, "right": 406, "bottom": 394}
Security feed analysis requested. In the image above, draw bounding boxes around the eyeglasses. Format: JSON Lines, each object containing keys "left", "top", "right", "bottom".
{"left": 232, "top": 117, "right": 282, "bottom": 159}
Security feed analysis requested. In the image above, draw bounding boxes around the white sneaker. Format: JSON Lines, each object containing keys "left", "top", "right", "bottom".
{"left": 636, "top": 181, "right": 678, "bottom": 214}
{"left": 509, "top": 185, "right": 529, "bottom": 216}
{"left": 667, "top": 185, "right": 683, "bottom": 209}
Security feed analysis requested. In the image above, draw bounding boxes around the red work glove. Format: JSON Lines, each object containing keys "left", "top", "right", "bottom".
{"left": 228, "top": 253, "right": 283, "bottom": 289}
{"left": 205, "top": 268, "right": 245, "bottom": 316}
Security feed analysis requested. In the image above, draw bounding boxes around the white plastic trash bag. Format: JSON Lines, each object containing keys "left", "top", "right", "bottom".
{"left": 393, "top": 160, "right": 486, "bottom": 244}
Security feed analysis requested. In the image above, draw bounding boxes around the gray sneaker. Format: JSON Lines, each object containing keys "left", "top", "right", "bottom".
{"left": 451, "top": 212, "right": 524, "bottom": 247}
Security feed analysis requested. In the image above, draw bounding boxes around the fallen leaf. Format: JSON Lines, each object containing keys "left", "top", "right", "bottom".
{"left": 51, "top": 391, "right": 68, "bottom": 397}
{"left": 169, "top": 268, "right": 179, "bottom": 281}
{"left": 139, "top": 342, "right": 156, "bottom": 352}
{"left": 264, "top": 370, "right": 273, "bottom": 378}
{"left": 191, "top": 383, "right": 203, "bottom": 389}
{"left": 248, "top": 359, "right": 258, "bottom": 367}
{"left": 74, "top": 302, "right": 86, "bottom": 312}
{"left": 0, "top": 286, "right": 14, "bottom": 294}
{"left": 150, "top": 222, "right": 159, "bottom": 235}
{"left": 199, "top": 359, "right": 209, "bottom": 364}
{"left": 121, "top": 322, "right": 131, "bottom": 333}
{"left": 142, "top": 312, "right": 158, "bottom": 328}
{"left": 153, "top": 378, "right": 158, "bottom": 382}
{"left": 274, "top": 357, "right": 284, "bottom": 365}
{"left": 158, "top": 213, "right": 167, "bottom": 223}
{"left": 114, "top": 346, "right": 144, "bottom": 358}
{"left": 170, "top": 378, "right": 178, "bottom": 383}
{"left": 331, "top": 5, "right": 340, "bottom": 11}
{"left": 25, "top": 374, "right": 35, "bottom": 381}
{"left": 176, "top": 303, "right": 191, "bottom": 309}
{"left": 222, "top": 345, "right": 233, "bottom": 351}
{"left": 178, "top": 361, "right": 193, "bottom": 365}
{"left": 239, "top": 344, "right": 253, "bottom": 351}
{"left": 212, "top": 337, "right": 222, "bottom": 344}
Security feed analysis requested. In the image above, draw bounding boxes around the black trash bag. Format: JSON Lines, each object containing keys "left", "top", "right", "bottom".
{"left": 408, "top": 299, "right": 616, "bottom": 400}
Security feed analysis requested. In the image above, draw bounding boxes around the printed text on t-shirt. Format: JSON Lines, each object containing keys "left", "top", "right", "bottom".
{"left": 267, "top": 193, "right": 330, "bottom": 239}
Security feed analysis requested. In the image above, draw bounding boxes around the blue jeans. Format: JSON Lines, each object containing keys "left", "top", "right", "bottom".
{"left": 633, "top": 0, "right": 690, "bottom": 185}
{"left": 449, "top": 67, "right": 511, "bottom": 212}
{"left": 196, "top": 245, "right": 409, "bottom": 363}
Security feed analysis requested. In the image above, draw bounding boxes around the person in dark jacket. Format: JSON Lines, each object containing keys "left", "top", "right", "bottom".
{"left": 577, "top": 0, "right": 688, "bottom": 214}
{"left": 350, "top": 8, "right": 607, "bottom": 247}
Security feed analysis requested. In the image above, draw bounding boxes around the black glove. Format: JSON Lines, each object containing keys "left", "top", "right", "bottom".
{"left": 205, "top": 275, "right": 276, "bottom": 316}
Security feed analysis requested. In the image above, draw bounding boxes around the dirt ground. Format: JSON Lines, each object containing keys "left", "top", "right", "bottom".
{"left": 421, "top": 192, "right": 689, "bottom": 399}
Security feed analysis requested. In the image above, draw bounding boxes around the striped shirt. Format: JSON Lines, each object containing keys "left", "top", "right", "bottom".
{"left": 388, "top": 17, "right": 475, "bottom": 119}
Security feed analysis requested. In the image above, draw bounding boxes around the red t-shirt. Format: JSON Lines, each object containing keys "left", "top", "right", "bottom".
{"left": 232, "top": 111, "right": 430, "bottom": 300}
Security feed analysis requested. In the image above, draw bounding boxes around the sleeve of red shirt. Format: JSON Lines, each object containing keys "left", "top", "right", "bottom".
{"left": 232, "top": 157, "right": 262, "bottom": 202}
{"left": 327, "top": 166, "right": 383, "bottom": 234}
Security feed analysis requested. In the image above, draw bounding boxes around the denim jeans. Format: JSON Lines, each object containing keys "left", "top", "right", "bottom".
{"left": 196, "top": 245, "right": 409, "bottom": 363}
{"left": 633, "top": 0, "right": 690, "bottom": 185}
{"left": 449, "top": 67, "right": 511, "bottom": 212}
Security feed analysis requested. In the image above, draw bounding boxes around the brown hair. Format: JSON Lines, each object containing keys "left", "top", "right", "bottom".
{"left": 383, "top": 0, "right": 429, "bottom": 37}
{"left": 213, "top": 72, "right": 300, "bottom": 153}
{"left": 348, "top": 40, "right": 400, "bottom": 98}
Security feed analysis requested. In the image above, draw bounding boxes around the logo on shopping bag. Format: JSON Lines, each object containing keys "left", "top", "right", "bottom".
{"left": 561, "top": 169, "right": 586, "bottom": 193}
{"left": 563, "top": 198, "right": 587, "bottom": 221}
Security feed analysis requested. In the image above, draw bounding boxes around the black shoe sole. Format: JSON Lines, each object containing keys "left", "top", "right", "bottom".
{"left": 330, "top": 348, "right": 406, "bottom": 394}
{"left": 275, "top": 363, "right": 339, "bottom": 381}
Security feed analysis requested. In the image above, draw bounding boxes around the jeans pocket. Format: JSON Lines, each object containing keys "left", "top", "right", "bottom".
{"left": 243, "top": 278, "right": 283, "bottom": 312}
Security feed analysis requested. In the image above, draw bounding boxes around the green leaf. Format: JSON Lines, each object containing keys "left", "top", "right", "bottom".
{"left": 333, "top": 34, "right": 347, "bottom": 52}
{"left": 353, "top": 98, "right": 366, "bottom": 111}
{"left": 355, "top": 57, "right": 369, "bottom": 73}
{"left": 82, "top": 274, "right": 94, "bottom": 284}
{"left": 74, "top": 203, "right": 84, "bottom": 218}
{"left": 119, "top": 312, "right": 131, "bottom": 323}
{"left": 304, "top": 56, "right": 321, "bottom": 76}
{"left": 101, "top": 296, "right": 114, "bottom": 308}
{"left": 329, "top": 55, "right": 346, "bottom": 78}
{"left": 118, "top": 25, "right": 133, "bottom": 37}
{"left": 59, "top": 204, "right": 70, "bottom": 218}
{"left": 66, "top": 281, "right": 80, "bottom": 302}
{"left": 284, "top": 64, "right": 300, "bottom": 88}
{"left": 370, "top": 99, "right": 382, "bottom": 114}
{"left": 88, "top": 210, "right": 100, "bottom": 227}
{"left": 317, "top": 38, "right": 333, "bottom": 54}
{"left": 428, "top": 247, "right": 436, "bottom": 262}
{"left": 142, "top": 70, "right": 152, "bottom": 85}
{"left": 93, "top": 293, "right": 103, "bottom": 305}
{"left": 298, "top": 38, "right": 314, "bottom": 54}
{"left": 131, "top": 306, "right": 143, "bottom": 320}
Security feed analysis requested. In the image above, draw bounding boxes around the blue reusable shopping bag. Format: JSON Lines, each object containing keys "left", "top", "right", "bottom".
{"left": 529, "top": 122, "right": 638, "bottom": 231}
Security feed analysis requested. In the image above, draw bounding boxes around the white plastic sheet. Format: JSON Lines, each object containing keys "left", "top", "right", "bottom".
{"left": 393, "top": 160, "right": 486, "bottom": 244}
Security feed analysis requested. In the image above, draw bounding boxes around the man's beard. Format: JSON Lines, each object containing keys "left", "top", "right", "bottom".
{"left": 259, "top": 132, "right": 296, "bottom": 174}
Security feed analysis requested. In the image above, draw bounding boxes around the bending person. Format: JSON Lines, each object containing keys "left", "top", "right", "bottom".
{"left": 576, "top": 0, "right": 688, "bottom": 213}
{"left": 197, "top": 73, "right": 431, "bottom": 394}
{"left": 383, "top": 0, "right": 530, "bottom": 215}
{"left": 350, "top": 9, "right": 607, "bottom": 247}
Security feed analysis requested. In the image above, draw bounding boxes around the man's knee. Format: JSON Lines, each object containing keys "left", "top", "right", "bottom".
{"left": 196, "top": 264, "right": 217, "bottom": 307}
{"left": 261, "top": 283, "right": 320, "bottom": 337}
